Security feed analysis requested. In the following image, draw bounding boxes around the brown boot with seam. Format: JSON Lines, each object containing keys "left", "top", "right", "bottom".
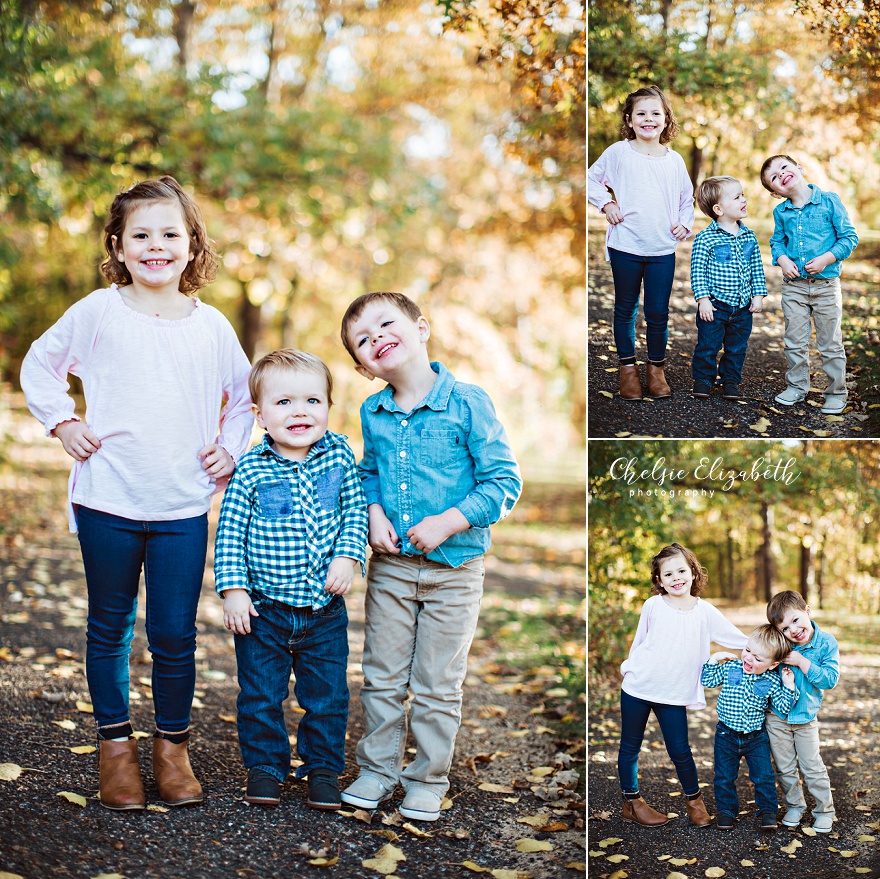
{"left": 686, "top": 792, "right": 713, "bottom": 827}
{"left": 646, "top": 362, "right": 672, "bottom": 398}
{"left": 622, "top": 795, "right": 669, "bottom": 826}
{"left": 153, "top": 735, "right": 204, "bottom": 806}
{"left": 618, "top": 364, "right": 643, "bottom": 400}
{"left": 99, "top": 738, "right": 146, "bottom": 811}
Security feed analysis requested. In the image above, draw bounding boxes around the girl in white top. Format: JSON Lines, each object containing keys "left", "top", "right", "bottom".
{"left": 618, "top": 542, "right": 748, "bottom": 828}
{"left": 20, "top": 177, "right": 253, "bottom": 811}
{"left": 588, "top": 86, "right": 694, "bottom": 401}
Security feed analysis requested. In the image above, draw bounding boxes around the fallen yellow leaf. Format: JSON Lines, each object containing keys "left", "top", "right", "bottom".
{"left": 52, "top": 720, "right": 77, "bottom": 731}
{"left": 70, "top": 745, "right": 97, "bottom": 755}
{"left": 606, "top": 855, "right": 628, "bottom": 864}
{"left": 91, "top": 874, "right": 126, "bottom": 879}
{"left": 858, "top": 835, "right": 875, "bottom": 842}
{"left": 529, "top": 766, "right": 555, "bottom": 777}
{"left": 839, "top": 851, "right": 859, "bottom": 858}
{"left": 490, "top": 871, "right": 533, "bottom": 879}
{"left": 801, "top": 826, "right": 817, "bottom": 836}
{"left": 58, "top": 791, "right": 87, "bottom": 807}
{"left": 147, "top": 804, "right": 169, "bottom": 813}
{"left": 599, "top": 391, "right": 614, "bottom": 398}
{"left": 478, "top": 783, "right": 516, "bottom": 794}
{"left": 565, "top": 866, "right": 587, "bottom": 873}
{"left": 705, "top": 869, "right": 726, "bottom": 878}
{"left": 666, "top": 873, "right": 689, "bottom": 879}
{"left": 0, "top": 763, "right": 23, "bottom": 781}
{"left": 308, "top": 856, "right": 340, "bottom": 866}
{"left": 76, "top": 700, "right": 94, "bottom": 714}
{"left": 401, "top": 822, "right": 433, "bottom": 838}
{"left": 361, "top": 844, "right": 406, "bottom": 875}
{"left": 514, "top": 839, "right": 553, "bottom": 853}
{"left": 740, "top": 860, "right": 754, "bottom": 867}
{"left": 615, "top": 432, "right": 632, "bottom": 438}
{"left": 0, "top": 872, "right": 25, "bottom": 879}
{"left": 598, "top": 837, "right": 622, "bottom": 847}
{"left": 517, "top": 813, "right": 553, "bottom": 828}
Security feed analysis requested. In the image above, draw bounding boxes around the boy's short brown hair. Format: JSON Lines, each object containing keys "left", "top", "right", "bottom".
{"left": 766, "top": 590, "right": 809, "bottom": 627}
{"left": 696, "top": 176, "right": 739, "bottom": 219}
{"left": 340, "top": 291, "right": 423, "bottom": 363}
{"left": 649, "top": 542, "right": 707, "bottom": 596}
{"left": 759, "top": 154, "right": 798, "bottom": 193}
{"left": 249, "top": 348, "right": 333, "bottom": 408}
{"left": 748, "top": 624, "right": 790, "bottom": 663}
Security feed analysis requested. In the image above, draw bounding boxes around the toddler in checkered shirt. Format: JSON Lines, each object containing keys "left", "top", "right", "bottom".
{"left": 214, "top": 349, "right": 369, "bottom": 812}
{"left": 701, "top": 624, "right": 797, "bottom": 832}
{"left": 690, "top": 175, "right": 767, "bottom": 402}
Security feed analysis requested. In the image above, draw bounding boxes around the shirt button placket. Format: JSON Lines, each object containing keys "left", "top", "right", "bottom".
{"left": 399, "top": 418, "right": 412, "bottom": 533}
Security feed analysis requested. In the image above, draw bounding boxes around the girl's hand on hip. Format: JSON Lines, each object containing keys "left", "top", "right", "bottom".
{"left": 199, "top": 444, "right": 235, "bottom": 480}
{"left": 53, "top": 420, "right": 101, "bottom": 462}
{"left": 602, "top": 202, "right": 624, "bottom": 225}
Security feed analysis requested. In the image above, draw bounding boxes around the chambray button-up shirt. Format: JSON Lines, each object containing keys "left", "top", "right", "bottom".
{"left": 214, "top": 431, "right": 368, "bottom": 609}
{"left": 359, "top": 361, "right": 522, "bottom": 568}
{"left": 769, "top": 621, "right": 840, "bottom": 725}
{"left": 690, "top": 221, "right": 768, "bottom": 308}
{"left": 701, "top": 660, "right": 798, "bottom": 733}
{"left": 770, "top": 183, "right": 858, "bottom": 279}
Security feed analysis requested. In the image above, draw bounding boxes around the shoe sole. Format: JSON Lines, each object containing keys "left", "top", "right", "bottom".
{"left": 100, "top": 801, "right": 146, "bottom": 811}
{"left": 340, "top": 792, "right": 393, "bottom": 810}
{"left": 722, "top": 395, "right": 739, "bottom": 400}
{"left": 621, "top": 815, "right": 669, "bottom": 827}
{"left": 780, "top": 819, "right": 802, "bottom": 827}
{"left": 307, "top": 799, "right": 342, "bottom": 811}
{"left": 693, "top": 393, "right": 710, "bottom": 399}
{"left": 716, "top": 824, "right": 734, "bottom": 830}
{"left": 245, "top": 795, "right": 280, "bottom": 806}
{"left": 761, "top": 825, "right": 778, "bottom": 831}
{"left": 813, "top": 826, "right": 833, "bottom": 833}
{"left": 399, "top": 807, "right": 440, "bottom": 822}
{"left": 820, "top": 408, "right": 846, "bottom": 414}
{"left": 162, "top": 795, "right": 204, "bottom": 807}
{"left": 774, "top": 397, "right": 805, "bottom": 406}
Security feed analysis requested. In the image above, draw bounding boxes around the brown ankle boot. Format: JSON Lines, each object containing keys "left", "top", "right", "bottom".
{"left": 153, "top": 736, "right": 204, "bottom": 806}
{"left": 646, "top": 363, "right": 672, "bottom": 398}
{"left": 622, "top": 795, "right": 669, "bottom": 826}
{"left": 686, "top": 792, "right": 713, "bottom": 827}
{"left": 99, "top": 738, "right": 146, "bottom": 810}
{"left": 618, "top": 364, "right": 643, "bottom": 400}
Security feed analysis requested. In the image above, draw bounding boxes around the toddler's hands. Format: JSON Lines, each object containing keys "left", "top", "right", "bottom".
{"left": 781, "top": 667, "right": 796, "bottom": 688}
{"left": 670, "top": 223, "right": 689, "bottom": 241}
{"left": 53, "top": 420, "right": 101, "bottom": 463}
{"left": 223, "top": 589, "right": 259, "bottom": 635}
{"left": 749, "top": 295, "right": 764, "bottom": 314}
{"left": 325, "top": 557, "right": 357, "bottom": 596}
{"left": 697, "top": 299, "right": 716, "bottom": 322}
{"left": 199, "top": 444, "right": 235, "bottom": 481}
{"left": 368, "top": 505, "right": 400, "bottom": 554}
{"left": 602, "top": 202, "right": 624, "bottom": 225}
{"left": 778, "top": 255, "right": 800, "bottom": 279}
{"left": 805, "top": 252, "right": 836, "bottom": 275}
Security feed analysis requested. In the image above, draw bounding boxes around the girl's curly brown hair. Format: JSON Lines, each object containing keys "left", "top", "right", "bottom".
{"left": 650, "top": 542, "right": 707, "bottom": 596}
{"left": 620, "top": 85, "right": 679, "bottom": 145}
{"left": 100, "top": 176, "right": 218, "bottom": 295}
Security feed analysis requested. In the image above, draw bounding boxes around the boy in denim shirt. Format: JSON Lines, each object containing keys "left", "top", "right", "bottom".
{"left": 338, "top": 292, "right": 522, "bottom": 821}
{"left": 760, "top": 154, "right": 859, "bottom": 414}
{"left": 701, "top": 624, "right": 798, "bottom": 831}
{"left": 766, "top": 590, "right": 840, "bottom": 833}
{"left": 690, "top": 176, "right": 767, "bottom": 401}
{"left": 214, "top": 349, "right": 368, "bottom": 810}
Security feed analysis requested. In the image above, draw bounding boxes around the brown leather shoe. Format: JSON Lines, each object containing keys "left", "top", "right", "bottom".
{"left": 622, "top": 795, "right": 669, "bottom": 826}
{"left": 99, "top": 738, "right": 146, "bottom": 810}
{"left": 618, "top": 365, "right": 643, "bottom": 400}
{"left": 686, "top": 792, "right": 713, "bottom": 827}
{"left": 153, "top": 736, "right": 204, "bottom": 806}
{"left": 646, "top": 363, "right": 672, "bottom": 398}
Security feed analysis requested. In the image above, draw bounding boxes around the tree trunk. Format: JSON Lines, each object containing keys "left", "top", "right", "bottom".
{"left": 726, "top": 529, "right": 737, "bottom": 599}
{"left": 816, "top": 533, "right": 826, "bottom": 611}
{"left": 279, "top": 275, "right": 300, "bottom": 349}
{"left": 238, "top": 281, "right": 261, "bottom": 362}
{"left": 173, "top": 1, "right": 195, "bottom": 70}
{"left": 759, "top": 501, "right": 774, "bottom": 603}
{"left": 799, "top": 537, "right": 814, "bottom": 605}
{"left": 690, "top": 140, "right": 703, "bottom": 187}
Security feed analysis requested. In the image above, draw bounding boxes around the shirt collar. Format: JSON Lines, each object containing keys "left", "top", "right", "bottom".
{"left": 781, "top": 183, "right": 822, "bottom": 211}
{"left": 368, "top": 361, "right": 456, "bottom": 414}
{"left": 256, "top": 431, "right": 334, "bottom": 463}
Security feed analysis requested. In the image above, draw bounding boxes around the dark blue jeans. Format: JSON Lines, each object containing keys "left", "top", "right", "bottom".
{"left": 713, "top": 721, "right": 778, "bottom": 817}
{"left": 76, "top": 506, "right": 207, "bottom": 733}
{"left": 692, "top": 299, "right": 753, "bottom": 386}
{"left": 608, "top": 247, "right": 676, "bottom": 364}
{"left": 234, "top": 592, "right": 349, "bottom": 782}
{"left": 618, "top": 689, "right": 699, "bottom": 796}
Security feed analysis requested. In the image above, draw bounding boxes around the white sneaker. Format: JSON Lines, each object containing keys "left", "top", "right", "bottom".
{"left": 820, "top": 397, "right": 847, "bottom": 414}
{"left": 340, "top": 775, "right": 394, "bottom": 809}
{"left": 399, "top": 786, "right": 442, "bottom": 822}
{"left": 774, "top": 387, "right": 806, "bottom": 406}
{"left": 813, "top": 813, "right": 835, "bottom": 833}
{"left": 781, "top": 807, "right": 804, "bottom": 827}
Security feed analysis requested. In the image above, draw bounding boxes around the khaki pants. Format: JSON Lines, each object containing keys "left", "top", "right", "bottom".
{"left": 355, "top": 552, "right": 484, "bottom": 797}
{"left": 765, "top": 710, "right": 835, "bottom": 817}
{"left": 780, "top": 276, "right": 847, "bottom": 401}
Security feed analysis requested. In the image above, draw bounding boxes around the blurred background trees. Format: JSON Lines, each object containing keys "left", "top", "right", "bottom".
{"left": 0, "top": 0, "right": 585, "bottom": 465}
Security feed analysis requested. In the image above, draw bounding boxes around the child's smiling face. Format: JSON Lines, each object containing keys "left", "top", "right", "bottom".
{"left": 627, "top": 96, "right": 667, "bottom": 144}
{"left": 763, "top": 158, "right": 804, "bottom": 198}
{"left": 715, "top": 181, "right": 748, "bottom": 221}
{"left": 657, "top": 553, "right": 694, "bottom": 597}
{"left": 775, "top": 606, "right": 813, "bottom": 646}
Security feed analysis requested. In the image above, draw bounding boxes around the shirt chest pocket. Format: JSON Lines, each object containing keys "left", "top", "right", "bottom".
{"left": 316, "top": 467, "right": 344, "bottom": 513}
{"left": 255, "top": 481, "right": 293, "bottom": 519}
{"left": 750, "top": 677, "right": 773, "bottom": 702}
{"left": 420, "top": 429, "right": 466, "bottom": 468}
{"left": 713, "top": 243, "right": 733, "bottom": 263}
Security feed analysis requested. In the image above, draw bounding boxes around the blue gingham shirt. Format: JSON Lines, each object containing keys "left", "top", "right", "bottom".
{"left": 770, "top": 184, "right": 858, "bottom": 279}
{"left": 214, "top": 431, "right": 368, "bottom": 608}
{"left": 769, "top": 622, "right": 839, "bottom": 725}
{"left": 360, "top": 361, "right": 522, "bottom": 568}
{"left": 701, "top": 660, "right": 798, "bottom": 733}
{"left": 690, "top": 221, "right": 768, "bottom": 307}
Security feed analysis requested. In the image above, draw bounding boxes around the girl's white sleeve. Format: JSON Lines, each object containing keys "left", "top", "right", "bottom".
{"left": 678, "top": 158, "right": 695, "bottom": 232}
{"left": 19, "top": 295, "right": 100, "bottom": 435}
{"left": 706, "top": 602, "right": 749, "bottom": 650}
{"left": 587, "top": 145, "right": 617, "bottom": 213}
{"left": 212, "top": 312, "right": 254, "bottom": 463}
{"left": 620, "top": 595, "right": 654, "bottom": 674}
